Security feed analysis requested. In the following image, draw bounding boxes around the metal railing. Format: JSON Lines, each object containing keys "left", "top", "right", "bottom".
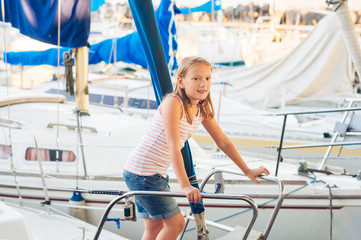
{"left": 195, "top": 169, "right": 284, "bottom": 240}
{"left": 93, "top": 191, "right": 259, "bottom": 240}
{"left": 272, "top": 104, "right": 361, "bottom": 176}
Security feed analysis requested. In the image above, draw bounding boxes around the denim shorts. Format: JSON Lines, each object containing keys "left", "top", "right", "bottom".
{"left": 123, "top": 170, "right": 180, "bottom": 220}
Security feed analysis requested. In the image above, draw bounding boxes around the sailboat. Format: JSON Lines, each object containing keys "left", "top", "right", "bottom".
{"left": 1, "top": 0, "right": 361, "bottom": 240}
{"left": 0, "top": 201, "right": 124, "bottom": 240}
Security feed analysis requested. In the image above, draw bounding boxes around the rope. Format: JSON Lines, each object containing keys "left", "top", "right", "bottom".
{"left": 63, "top": 51, "right": 74, "bottom": 95}
{"left": 188, "top": 174, "right": 200, "bottom": 185}
{"left": 167, "top": 0, "right": 176, "bottom": 72}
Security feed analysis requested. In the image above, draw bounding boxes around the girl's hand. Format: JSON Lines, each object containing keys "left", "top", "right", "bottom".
{"left": 245, "top": 166, "right": 270, "bottom": 183}
{"left": 182, "top": 185, "right": 202, "bottom": 203}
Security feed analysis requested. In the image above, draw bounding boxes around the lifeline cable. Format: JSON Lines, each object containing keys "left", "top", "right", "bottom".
{"left": 185, "top": 178, "right": 317, "bottom": 232}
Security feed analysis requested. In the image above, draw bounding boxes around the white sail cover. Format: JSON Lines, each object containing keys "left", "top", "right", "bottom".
{"left": 273, "top": 0, "right": 361, "bottom": 11}
{"left": 213, "top": 12, "right": 354, "bottom": 107}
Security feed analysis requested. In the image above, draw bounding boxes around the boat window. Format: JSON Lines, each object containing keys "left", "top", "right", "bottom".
{"left": 46, "top": 89, "right": 158, "bottom": 109}
{"left": 25, "top": 148, "right": 76, "bottom": 162}
{"left": 0, "top": 145, "right": 10, "bottom": 160}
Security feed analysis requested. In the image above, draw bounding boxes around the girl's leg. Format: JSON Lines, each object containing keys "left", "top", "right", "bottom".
{"left": 156, "top": 212, "right": 185, "bottom": 240}
{"left": 142, "top": 218, "right": 164, "bottom": 240}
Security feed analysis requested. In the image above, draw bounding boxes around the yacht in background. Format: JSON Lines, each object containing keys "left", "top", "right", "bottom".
{"left": 0, "top": 201, "right": 125, "bottom": 240}
{"left": 1, "top": 1, "right": 360, "bottom": 239}
{"left": 0, "top": 86, "right": 360, "bottom": 240}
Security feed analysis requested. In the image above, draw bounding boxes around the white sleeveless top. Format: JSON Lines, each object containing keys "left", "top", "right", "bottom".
{"left": 123, "top": 95, "right": 202, "bottom": 177}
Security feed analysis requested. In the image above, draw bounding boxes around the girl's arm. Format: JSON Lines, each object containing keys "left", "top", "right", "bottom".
{"left": 202, "top": 117, "right": 270, "bottom": 183}
{"left": 161, "top": 97, "right": 202, "bottom": 203}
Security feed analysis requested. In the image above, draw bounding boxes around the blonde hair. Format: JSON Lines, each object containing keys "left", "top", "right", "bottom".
{"left": 173, "top": 56, "right": 215, "bottom": 124}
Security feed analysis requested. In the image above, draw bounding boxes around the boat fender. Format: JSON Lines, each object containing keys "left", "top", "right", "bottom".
{"left": 68, "top": 191, "right": 87, "bottom": 222}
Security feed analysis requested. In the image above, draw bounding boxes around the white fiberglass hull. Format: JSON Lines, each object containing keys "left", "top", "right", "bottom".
{"left": 0, "top": 87, "right": 360, "bottom": 239}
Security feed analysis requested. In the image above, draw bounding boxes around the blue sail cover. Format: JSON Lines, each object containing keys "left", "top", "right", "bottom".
{"left": 179, "top": 0, "right": 221, "bottom": 14}
{"left": 5, "top": 48, "right": 70, "bottom": 66}
{"left": 88, "top": 32, "right": 146, "bottom": 67}
{"left": 89, "top": 0, "right": 178, "bottom": 70}
{"left": 91, "top": 0, "right": 105, "bottom": 12}
{"left": 129, "top": 0, "right": 204, "bottom": 214}
{"left": 5, "top": 28, "right": 145, "bottom": 67}
{"left": 4, "top": 0, "right": 178, "bottom": 71}
{"left": 0, "top": 0, "right": 90, "bottom": 48}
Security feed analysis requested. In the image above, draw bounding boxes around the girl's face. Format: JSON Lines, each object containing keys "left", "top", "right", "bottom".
{"left": 178, "top": 63, "right": 212, "bottom": 106}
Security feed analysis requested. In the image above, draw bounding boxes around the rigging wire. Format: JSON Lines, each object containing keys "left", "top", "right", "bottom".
{"left": 55, "top": 0, "right": 62, "bottom": 173}
{"left": 1, "top": 0, "right": 22, "bottom": 202}
{"left": 76, "top": 111, "right": 80, "bottom": 187}
{"left": 76, "top": 110, "right": 88, "bottom": 180}
{"left": 328, "top": 185, "right": 334, "bottom": 240}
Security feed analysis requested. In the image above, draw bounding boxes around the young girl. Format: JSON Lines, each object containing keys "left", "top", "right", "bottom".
{"left": 123, "top": 56, "right": 270, "bottom": 240}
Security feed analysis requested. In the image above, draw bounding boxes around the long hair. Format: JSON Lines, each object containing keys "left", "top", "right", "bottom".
{"left": 173, "top": 56, "right": 215, "bottom": 124}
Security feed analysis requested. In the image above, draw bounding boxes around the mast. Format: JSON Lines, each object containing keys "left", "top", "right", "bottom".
{"left": 75, "top": 46, "right": 89, "bottom": 112}
{"left": 331, "top": 0, "right": 361, "bottom": 78}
